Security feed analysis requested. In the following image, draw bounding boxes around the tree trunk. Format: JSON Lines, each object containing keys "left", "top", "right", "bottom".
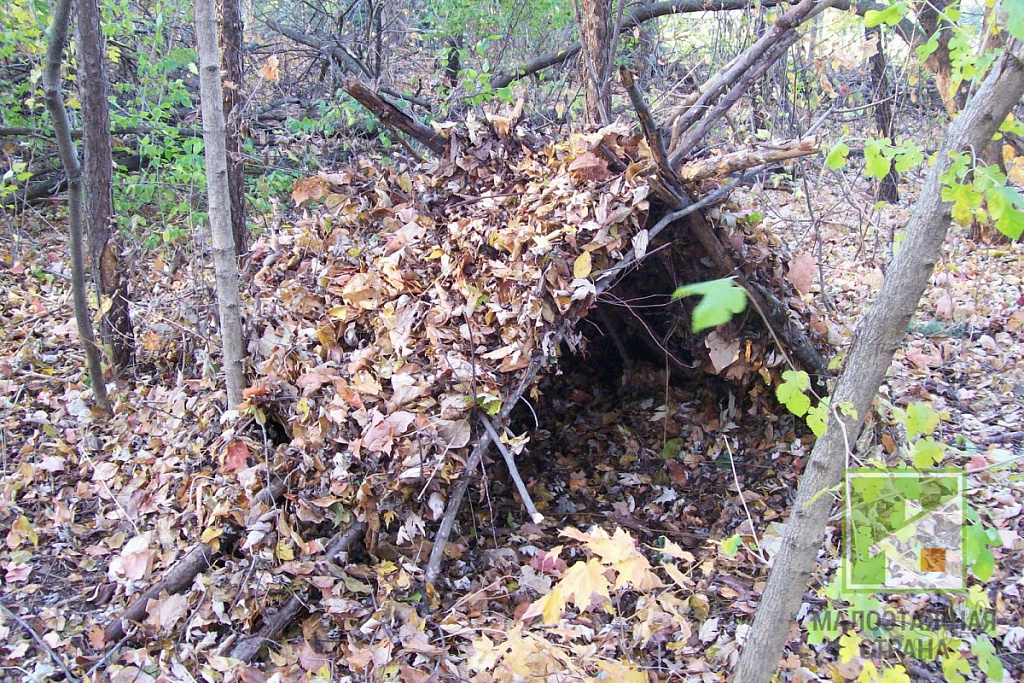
{"left": 42, "top": 0, "right": 112, "bottom": 415}
{"left": 75, "top": 0, "right": 134, "bottom": 368}
{"left": 732, "top": 49, "right": 1024, "bottom": 683}
{"left": 216, "top": 0, "right": 246, "bottom": 256}
{"left": 866, "top": 25, "right": 899, "bottom": 203}
{"left": 575, "top": 0, "right": 615, "bottom": 124}
{"left": 195, "top": 0, "right": 246, "bottom": 408}
{"left": 917, "top": 0, "right": 959, "bottom": 117}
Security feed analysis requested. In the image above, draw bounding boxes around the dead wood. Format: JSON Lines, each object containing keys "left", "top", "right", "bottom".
{"left": 341, "top": 79, "right": 445, "bottom": 156}
{"left": 225, "top": 521, "right": 366, "bottom": 663}
{"left": 324, "top": 520, "right": 369, "bottom": 563}
{"left": 266, "top": 20, "right": 444, "bottom": 155}
{"left": 676, "top": 138, "right": 819, "bottom": 183}
{"left": 103, "top": 476, "right": 287, "bottom": 645}
{"left": 620, "top": 65, "right": 828, "bottom": 378}
{"left": 666, "top": 0, "right": 839, "bottom": 165}
{"left": 620, "top": 67, "right": 683, "bottom": 196}
{"left": 229, "top": 594, "right": 306, "bottom": 663}
{"left": 424, "top": 336, "right": 569, "bottom": 587}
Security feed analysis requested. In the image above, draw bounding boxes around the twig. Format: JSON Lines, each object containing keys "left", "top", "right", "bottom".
{"left": 324, "top": 520, "right": 369, "bottom": 562}
{"left": 479, "top": 415, "right": 543, "bottom": 524}
{"left": 0, "top": 601, "right": 79, "bottom": 683}
{"left": 724, "top": 438, "right": 768, "bottom": 565}
{"left": 85, "top": 634, "right": 129, "bottom": 680}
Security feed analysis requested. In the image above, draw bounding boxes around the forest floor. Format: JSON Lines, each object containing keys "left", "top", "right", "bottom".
{"left": 1, "top": 143, "right": 1023, "bottom": 683}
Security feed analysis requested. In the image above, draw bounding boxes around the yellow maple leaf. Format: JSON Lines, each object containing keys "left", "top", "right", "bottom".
{"left": 838, "top": 630, "right": 861, "bottom": 663}
{"left": 857, "top": 660, "right": 879, "bottom": 683}
{"left": 467, "top": 634, "right": 503, "bottom": 673}
{"left": 557, "top": 558, "right": 611, "bottom": 611}
{"left": 597, "top": 659, "right": 647, "bottom": 683}
{"left": 522, "top": 586, "right": 565, "bottom": 625}
{"left": 585, "top": 526, "right": 638, "bottom": 565}
{"left": 612, "top": 553, "right": 664, "bottom": 592}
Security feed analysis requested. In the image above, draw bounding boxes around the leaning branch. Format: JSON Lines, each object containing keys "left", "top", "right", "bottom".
{"left": 266, "top": 19, "right": 443, "bottom": 155}
{"left": 676, "top": 137, "right": 819, "bottom": 183}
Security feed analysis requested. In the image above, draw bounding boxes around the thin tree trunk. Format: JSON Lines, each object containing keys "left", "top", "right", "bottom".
{"left": 42, "top": 0, "right": 112, "bottom": 415}
{"left": 195, "top": 0, "right": 246, "bottom": 408}
{"left": 732, "top": 49, "right": 1024, "bottom": 683}
{"left": 866, "top": 24, "right": 899, "bottom": 203}
{"left": 575, "top": 0, "right": 615, "bottom": 124}
{"left": 76, "top": 0, "right": 134, "bottom": 368}
{"left": 216, "top": 0, "right": 246, "bottom": 256}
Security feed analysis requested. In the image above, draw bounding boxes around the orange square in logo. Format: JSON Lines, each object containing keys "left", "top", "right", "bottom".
{"left": 922, "top": 548, "right": 946, "bottom": 573}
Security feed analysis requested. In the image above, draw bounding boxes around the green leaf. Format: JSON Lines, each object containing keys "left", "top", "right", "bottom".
{"left": 905, "top": 402, "right": 940, "bottom": 439}
{"left": 893, "top": 142, "right": 924, "bottom": 173}
{"left": 972, "top": 635, "right": 1004, "bottom": 681}
{"left": 864, "top": 140, "right": 892, "bottom": 180}
{"left": 805, "top": 605, "right": 842, "bottom": 646}
{"left": 965, "top": 524, "right": 996, "bottom": 581}
{"left": 941, "top": 649, "right": 971, "bottom": 683}
{"left": 672, "top": 277, "right": 748, "bottom": 333}
{"left": 864, "top": 2, "right": 906, "bottom": 27}
{"left": 825, "top": 143, "right": 850, "bottom": 170}
{"left": 986, "top": 185, "right": 1024, "bottom": 240}
{"left": 777, "top": 370, "right": 811, "bottom": 417}
{"left": 661, "top": 438, "right": 681, "bottom": 460}
{"left": 1005, "top": 0, "right": 1024, "bottom": 42}
{"left": 720, "top": 534, "right": 742, "bottom": 556}
{"left": 916, "top": 34, "right": 940, "bottom": 61}
{"left": 806, "top": 400, "right": 829, "bottom": 437}
{"left": 942, "top": 182, "right": 983, "bottom": 226}
{"left": 911, "top": 437, "right": 945, "bottom": 468}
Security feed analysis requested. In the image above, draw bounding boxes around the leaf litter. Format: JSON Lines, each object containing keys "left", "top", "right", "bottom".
{"left": 0, "top": 117, "right": 1022, "bottom": 682}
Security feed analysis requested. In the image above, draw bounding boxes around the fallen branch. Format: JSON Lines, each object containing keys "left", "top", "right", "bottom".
{"left": 667, "top": 0, "right": 839, "bottom": 164}
{"left": 229, "top": 594, "right": 306, "bottom": 663}
{"left": 104, "top": 476, "right": 287, "bottom": 644}
{"left": 341, "top": 79, "right": 444, "bottom": 155}
{"left": 480, "top": 415, "right": 543, "bottom": 524}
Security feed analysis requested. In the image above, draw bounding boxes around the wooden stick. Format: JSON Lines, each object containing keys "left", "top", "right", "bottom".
{"left": 424, "top": 339, "right": 565, "bottom": 587}
{"left": 229, "top": 594, "right": 306, "bottom": 663}
{"left": 479, "top": 415, "right": 543, "bottom": 524}
{"left": 0, "top": 600, "right": 79, "bottom": 682}
{"left": 104, "top": 476, "right": 287, "bottom": 644}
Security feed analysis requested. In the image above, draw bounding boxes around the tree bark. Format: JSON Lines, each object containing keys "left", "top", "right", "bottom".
{"left": 575, "top": 0, "right": 615, "bottom": 124}
{"left": 866, "top": 25, "right": 899, "bottom": 203}
{"left": 732, "top": 49, "right": 1024, "bottom": 683}
{"left": 195, "top": 0, "right": 246, "bottom": 409}
{"left": 42, "top": 0, "right": 112, "bottom": 415}
{"left": 75, "top": 0, "right": 134, "bottom": 368}
{"left": 916, "top": 0, "right": 959, "bottom": 117}
{"left": 216, "top": 0, "right": 247, "bottom": 256}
